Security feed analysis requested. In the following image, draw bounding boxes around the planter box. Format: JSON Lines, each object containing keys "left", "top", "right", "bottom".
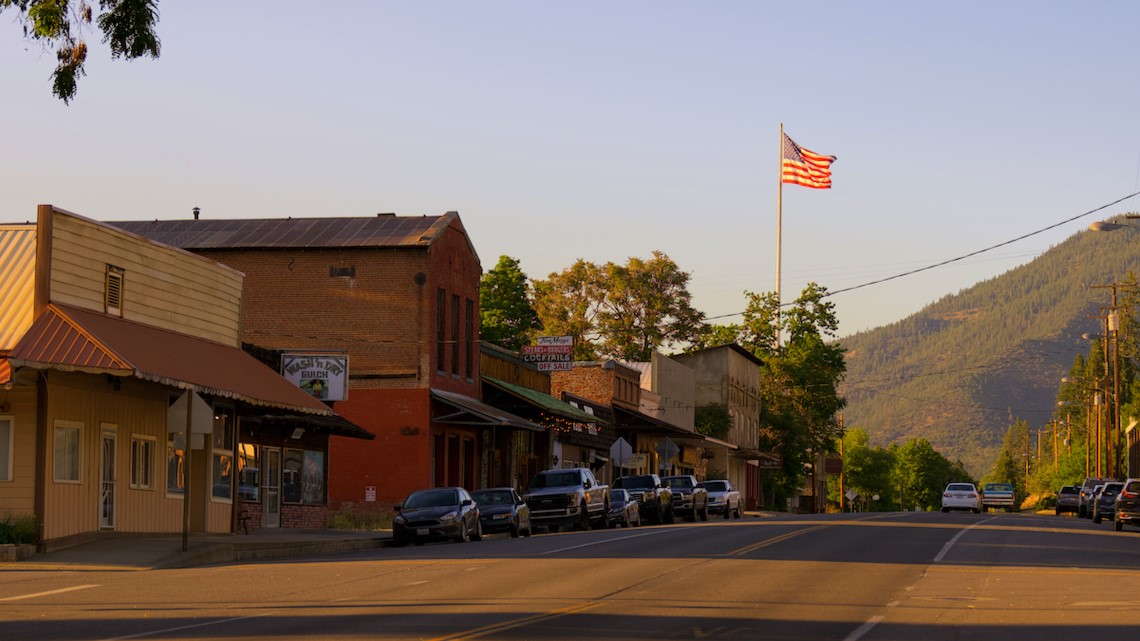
{"left": 0, "top": 543, "right": 37, "bottom": 562}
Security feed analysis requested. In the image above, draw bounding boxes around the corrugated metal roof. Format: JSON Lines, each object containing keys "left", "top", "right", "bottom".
{"left": 482, "top": 376, "right": 599, "bottom": 424}
{"left": 9, "top": 304, "right": 335, "bottom": 414}
{"left": 108, "top": 214, "right": 454, "bottom": 250}
{"left": 0, "top": 226, "right": 37, "bottom": 349}
{"left": 430, "top": 388, "right": 544, "bottom": 432}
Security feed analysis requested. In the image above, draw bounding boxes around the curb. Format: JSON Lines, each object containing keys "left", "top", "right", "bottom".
{"left": 154, "top": 537, "right": 387, "bottom": 569}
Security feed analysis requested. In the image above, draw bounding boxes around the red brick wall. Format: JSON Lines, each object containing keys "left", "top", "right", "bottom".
{"left": 330, "top": 388, "right": 434, "bottom": 508}
{"left": 281, "top": 504, "right": 327, "bottom": 529}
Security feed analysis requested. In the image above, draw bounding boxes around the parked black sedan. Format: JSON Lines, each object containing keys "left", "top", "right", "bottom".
{"left": 607, "top": 489, "right": 641, "bottom": 528}
{"left": 471, "top": 487, "right": 532, "bottom": 538}
{"left": 392, "top": 487, "right": 482, "bottom": 545}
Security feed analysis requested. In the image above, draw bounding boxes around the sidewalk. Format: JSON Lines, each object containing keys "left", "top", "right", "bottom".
{"left": 2, "top": 528, "right": 390, "bottom": 572}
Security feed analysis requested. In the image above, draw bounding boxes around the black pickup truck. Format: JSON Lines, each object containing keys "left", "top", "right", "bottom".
{"left": 662, "top": 474, "right": 709, "bottom": 522}
{"left": 613, "top": 474, "right": 674, "bottom": 525}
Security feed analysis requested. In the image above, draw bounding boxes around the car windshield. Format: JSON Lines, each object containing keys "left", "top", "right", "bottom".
{"left": 947, "top": 484, "right": 975, "bottom": 492}
{"left": 664, "top": 477, "right": 694, "bottom": 489}
{"left": 1102, "top": 483, "right": 1123, "bottom": 496}
{"left": 528, "top": 472, "right": 581, "bottom": 489}
{"left": 984, "top": 484, "right": 1012, "bottom": 492}
{"left": 403, "top": 489, "right": 459, "bottom": 509}
{"left": 615, "top": 476, "right": 655, "bottom": 489}
{"left": 1059, "top": 486, "right": 1077, "bottom": 495}
{"left": 471, "top": 490, "right": 513, "bottom": 505}
{"left": 700, "top": 481, "right": 729, "bottom": 492}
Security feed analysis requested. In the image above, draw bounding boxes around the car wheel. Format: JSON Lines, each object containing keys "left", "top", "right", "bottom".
{"left": 665, "top": 506, "right": 676, "bottom": 524}
{"left": 735, "top": 506, "right": 743, "bottom": 519}
{"left": 1055, "top": 508, "right": 1060, "bottom": 516}
{"left": 472, "top": 519, "right": 483, "bottom": 541}
{"left": 1114, "top": 519, "right": 1123, "bottom": 532}
{"left": 455, "top": 524, "right": 469, "bottom": 543}
{"left": 700, "top": 504, "right": 709, "bottom": 522}
{"left": 510, "top": 521, "right": 520, "bottom": 538}
{"left": 1093, "top": 512, "right": 1102, "bottom": 524}
{"left": 576, "top": 502, "right": 591, "bottom": 531}
{"left": 523, "top": 523, "right": 533, "bottom": 537}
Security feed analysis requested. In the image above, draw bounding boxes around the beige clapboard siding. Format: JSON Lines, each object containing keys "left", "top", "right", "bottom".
{"left": 0, "top": 226, "right": 36, "bottom": 349}
{"left": 41, "top": 372, "right": 232, "bottom": 538}
{"left": 0, "top": 386, "right": 37, "bottom": 516}
{"left": 49, "top": 213, "right": 243, "bottom": 346}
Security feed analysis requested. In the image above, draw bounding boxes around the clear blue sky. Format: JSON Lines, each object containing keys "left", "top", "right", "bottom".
{"left": 4, "top": 1, "right": 1139, "bottom": 337}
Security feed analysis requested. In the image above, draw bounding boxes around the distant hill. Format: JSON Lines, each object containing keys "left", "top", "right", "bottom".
{"left": 838, "top": 218, "right": 1140, "bottom": 477}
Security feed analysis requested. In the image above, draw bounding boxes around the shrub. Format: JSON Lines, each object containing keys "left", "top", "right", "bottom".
{"left": 0, "top": 513, "right": 38, "bottom": 545}
{"left": 327, "top": 502, "right": 393, "bottom": 531}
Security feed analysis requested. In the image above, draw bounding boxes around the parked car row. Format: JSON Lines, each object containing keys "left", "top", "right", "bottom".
{"left": 392, "top": 474, "right": 747, "bottom": 545}
{"left": 1058, "top": 477, "right": 1140, "bottom": 533}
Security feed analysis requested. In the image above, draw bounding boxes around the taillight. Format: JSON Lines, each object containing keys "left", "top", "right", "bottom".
{"left": 1122, "top": 490, "right": 1139, "bottom": 499}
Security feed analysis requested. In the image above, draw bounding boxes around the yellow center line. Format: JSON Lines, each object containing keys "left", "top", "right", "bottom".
{"left": 727, "top": 514, "right": 886, "bottom": 557}
{"left": 427, "top": 600, "right": 603, "bottom": 641}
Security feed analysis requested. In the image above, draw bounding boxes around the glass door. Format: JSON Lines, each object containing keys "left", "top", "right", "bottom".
{"left": 264, "top": 447, "right": 281, "bottom": 528}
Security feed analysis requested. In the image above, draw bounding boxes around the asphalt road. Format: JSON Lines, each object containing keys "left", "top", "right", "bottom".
{"left": 3, "top": 512, "right": 1140, "bottom": 640}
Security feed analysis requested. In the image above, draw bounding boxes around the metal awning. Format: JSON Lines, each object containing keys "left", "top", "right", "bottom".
{"left": 8, "top": 304, "right": 335, "bottom": 415}
{"left": 482, "top": 376, "right": 599, "bottom": 424}
{"left": 431, "top": 388, "right": 544, "bottom": 432}
{"left": 701, "top": 436, "right": 740, "bottom": 450}
{"left": 259, "top": 413, "right": 374, "bottom": 440}
{"left": 613, "top": 405, "right": 705, "bottom": 442}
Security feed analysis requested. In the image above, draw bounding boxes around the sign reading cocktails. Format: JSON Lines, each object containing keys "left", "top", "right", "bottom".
{"left": 521, "top": 336, "right": 573, "bottom": 371}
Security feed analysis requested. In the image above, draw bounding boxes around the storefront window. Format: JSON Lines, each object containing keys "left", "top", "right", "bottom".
{"left": 167, "top": 432, "right": 185, "bottom": 495}
{"left": 211, "top": 407, "right": 235, "bottom": 500}
{"left": 238, "top": 443, "right": 260, "bottom": 501}
{"left": 282, "top": 448, "right": 326, "bottom": 504}
{"left": 283, "top": 448, "right": 303, "bottom": 503}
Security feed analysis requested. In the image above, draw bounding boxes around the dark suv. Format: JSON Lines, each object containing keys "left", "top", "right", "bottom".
{"left": 1079, "top": 477, "right": 1111, "bottom": 518}
{"left": 612, "top": 474, "right": 674, "bottom": 525}
{"left": 1092, "top": 481, "right": 1123, "bottom": 524}
{"left": 1113, "top": 478, "right": 1140, "bottom": 532}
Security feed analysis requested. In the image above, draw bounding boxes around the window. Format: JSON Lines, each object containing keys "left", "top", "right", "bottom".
{"left": 105, "top": 265, "right": 124, "bottom": 316}
{"left": 451, "top": 293, "right": 460, "bottom": 376}
{"left": 0, "top": 416, "right": 12, "bottom": 482}
{"left": 465, "top": 298, "right": 474, "bottom": 380}
{"left": 167, "top": 432, "right": 185, "bottom": 495}
{"left": 436, "top": 288, "right": 446, "bottom": 373}
{"left": 283, "top": 447, "right": 325, "bottom": 505}
{"left": 211, "top": 407, "right": 235, "bottom": 500}
{"left": 130, "top": 436, "right": 155, "bottom": 489}
{"left": 238, "top": 443, "right": 260, "bottom": 501}
{"left": 53, "top": 421, "right": 82, "bottom": 482}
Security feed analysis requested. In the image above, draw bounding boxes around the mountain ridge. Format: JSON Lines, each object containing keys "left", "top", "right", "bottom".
{"left": 838, "top": 220, "right": 1140, "bottom": 476}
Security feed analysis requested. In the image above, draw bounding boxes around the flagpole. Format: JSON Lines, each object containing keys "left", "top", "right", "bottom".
{"left": 775, "top": 123, "right": 783, "bottom": 349}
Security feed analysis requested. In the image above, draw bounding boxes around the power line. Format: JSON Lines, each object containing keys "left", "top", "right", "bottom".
{"left": 706, "top": 190, "right": 1140, "bottom": 322}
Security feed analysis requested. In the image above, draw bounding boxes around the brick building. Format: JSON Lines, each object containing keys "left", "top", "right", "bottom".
{"left": 111, "top": 213, "right": 540, "bottom": 510}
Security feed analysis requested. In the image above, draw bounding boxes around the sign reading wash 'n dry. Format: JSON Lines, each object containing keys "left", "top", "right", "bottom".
{"left": 282, "top": 353, "right": 349, "bottom": 401}
{"left": 521, "top": 335, "right": 573, "bottom": 371}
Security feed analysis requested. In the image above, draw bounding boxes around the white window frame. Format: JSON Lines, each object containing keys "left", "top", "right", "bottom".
{"left": 53, "top": 420, "right": 82, "bottom": 483}
{"left": 130, "top": 434, "right": 156, "bottom": 490}
{"left": 0, "top": 415, "right": 13, "bottom": 482}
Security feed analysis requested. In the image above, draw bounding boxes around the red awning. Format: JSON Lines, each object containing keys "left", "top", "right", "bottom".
{"left": 8, "top": 304, "right": 333, "bottom": 415}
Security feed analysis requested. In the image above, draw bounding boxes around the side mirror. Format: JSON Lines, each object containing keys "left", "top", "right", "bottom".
{"left": 584, "top": 479, "right": 593, "bottom": 489}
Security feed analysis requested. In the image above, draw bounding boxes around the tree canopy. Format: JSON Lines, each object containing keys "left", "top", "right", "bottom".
{"left": 3, "top": 0, "right": 161, "bottom": 103}
{"left": 532, "top": 251, "right": 705, "bottom": 362}
{"left": 479, "top": 255, "right": 541, "bottom": 352}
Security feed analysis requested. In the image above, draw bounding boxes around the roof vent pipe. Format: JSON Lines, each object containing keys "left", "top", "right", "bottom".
{"left": 192, "top": 207, "right": 200, "bottom": 220}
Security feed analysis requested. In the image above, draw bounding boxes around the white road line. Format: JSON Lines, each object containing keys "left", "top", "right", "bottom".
{"left": 540, "top": 528, "right": 679, "bottom": 555}
{"left": 102, "top": 614, "right": 270, "bottom": 640}
{"left": 933, "top": 515, "right": 1001, "bottom": 563}
{"left": 843, "top": 615, "right": 884, "bottom": 641}
{"left": 0, "top": 584, "right": 100, "bottom": 602}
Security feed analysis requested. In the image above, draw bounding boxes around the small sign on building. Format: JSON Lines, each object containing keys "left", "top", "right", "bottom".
{"left": 521, "top": 336, "right": 573, "bottom": 372}
{"left": 282, "top": 352, "right": 349, "bottom": 401}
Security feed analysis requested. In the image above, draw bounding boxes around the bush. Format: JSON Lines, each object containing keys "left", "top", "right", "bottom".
{"left": 0, "top": 513, "right": 38, "bottom": 545}
{"left": 327, "top": 502, "right": 393, "bottom": 531}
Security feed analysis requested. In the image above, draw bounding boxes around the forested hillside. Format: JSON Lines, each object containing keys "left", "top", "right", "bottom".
{"left": 839, "top": 219, "right": 1140, "bottom": 476}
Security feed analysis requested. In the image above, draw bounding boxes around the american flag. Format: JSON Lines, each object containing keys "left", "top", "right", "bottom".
{"left": 781, "top": 133, "right": 836, "bottom": 189}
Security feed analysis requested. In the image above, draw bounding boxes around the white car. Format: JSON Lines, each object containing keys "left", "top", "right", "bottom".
{"left": 698, "top": 479, "right": 742, "bottom": 519}
{"left": 941, "top": 482, "right": 981, "bottom": 513}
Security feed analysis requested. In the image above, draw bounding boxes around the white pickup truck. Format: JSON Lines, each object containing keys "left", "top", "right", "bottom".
{"left": 981, "top": 482, "right": 1015, "bottom": 512}
{"left": 523, "top": 467, "right": 610, "bottom": 532}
